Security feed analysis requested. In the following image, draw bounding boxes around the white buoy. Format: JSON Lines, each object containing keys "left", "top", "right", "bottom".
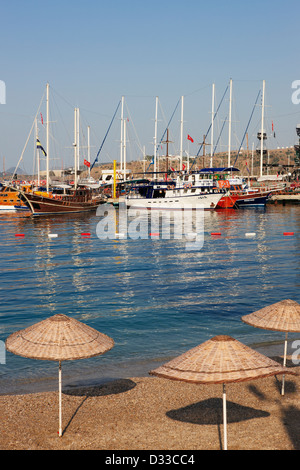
{"left": 48, "top": 234, "right": 58, "bottom": 238}
{"left": 245, "top": 233, "right": 256, "bottom": 237}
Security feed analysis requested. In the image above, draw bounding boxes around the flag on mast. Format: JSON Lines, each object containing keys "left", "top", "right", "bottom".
{"left": 187, "top": 134, "right": 194, "bottom": 143}
{"left": 84, "top": 159, "right": 91, "bottom": 168}
{"left": 36, "top": 138, "right": 47, "bottom": 156}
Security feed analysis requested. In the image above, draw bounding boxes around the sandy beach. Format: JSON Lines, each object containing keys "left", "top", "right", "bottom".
{"left": 1, "top": 357, "right": 299, "bottom": 451}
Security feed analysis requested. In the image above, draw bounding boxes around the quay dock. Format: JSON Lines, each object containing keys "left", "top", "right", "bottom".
{"left": 269, "top": 193, "right": 300, "bottom": 204}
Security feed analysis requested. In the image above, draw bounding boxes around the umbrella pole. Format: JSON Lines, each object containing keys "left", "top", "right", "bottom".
{"left": 58, "top": 361, "right": 62, "bottom": 437}
{"left": 223, "top": 383, "right": 227, "bottom": 450}
{"left": 281, "top": 332, "right": 288, "bottom": 396}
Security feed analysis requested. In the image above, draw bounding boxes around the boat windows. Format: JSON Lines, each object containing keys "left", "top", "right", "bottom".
{"left": 137, "top": 187, "right": 148, "bottom": 197}
{"left": 153, "top": 189, "right": 165, "bottom": 198}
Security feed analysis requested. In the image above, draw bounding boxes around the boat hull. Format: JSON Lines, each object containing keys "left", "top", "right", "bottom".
{"left": 217, "top": 194, "right": 239, "bottom": 209}
{"left": 125, "top": 192, "right": 223, "bottom": 210}
{"left": 19, "top": 191, "right": 106, "bottom": 215}
{"left": 0, "top": 205, "right": 17, "bottom": 212}
{"left": 234, "top": 192, "right": 271, "bottom": 207}
{"left": 0, "top": 189, "right": 29, "bottom": 211}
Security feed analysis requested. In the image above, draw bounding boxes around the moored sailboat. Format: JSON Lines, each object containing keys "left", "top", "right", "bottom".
{"left": 17, "top": 84, "right": 107, "bottom": 216}
{"left": 125, "top": 170, "right": 226, "bottom": 210}
{"left": 19, "top": 186, "right": 105, "bottom": 215}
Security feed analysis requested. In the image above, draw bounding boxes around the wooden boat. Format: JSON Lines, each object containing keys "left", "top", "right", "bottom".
{"left": 18, "top": 186, "right": 107, "bottom": 216}
{"left": 0, "top": 185, "right": 29, "bottom": 212}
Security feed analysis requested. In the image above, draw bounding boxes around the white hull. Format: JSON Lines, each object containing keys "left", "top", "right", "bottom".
{"left": 0, "top": 205, "right": 17, "bottom": 212}
{"left": 125, "top": 192, "right": 223, "bottom": 210}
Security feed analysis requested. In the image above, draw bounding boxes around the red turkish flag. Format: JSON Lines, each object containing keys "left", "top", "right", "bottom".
{"left": 187, "top": 134, "right": 194, "bottom": 143}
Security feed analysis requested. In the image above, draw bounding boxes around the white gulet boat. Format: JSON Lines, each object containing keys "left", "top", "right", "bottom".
{"left": 125, "top": 171, "right": 226, "bottom": 210}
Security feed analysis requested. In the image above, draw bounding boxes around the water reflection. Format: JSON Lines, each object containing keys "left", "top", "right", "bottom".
{"left": 1, "top": 205, "right": 300, "bottom": 393}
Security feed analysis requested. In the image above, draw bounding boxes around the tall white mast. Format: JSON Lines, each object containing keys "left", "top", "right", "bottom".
{"left": 46, "top": 83, "right": 50, "bottom": 192}
{"left": 123, "top": 118, "right": 127, "bottom": 181}
{"left": 228, "top": 78, "right": 232, "bottom": 167}
{"left": 87, "top": 125, "right": 91, "bottom": 178}
{"left": 120, "top": 96, "right": 124, "bottom": 172}
{"left": 154, "top": 96, "right": 158, "bottom": 175}
{"left": 210, "top": 83, "right": 215, "bottom": 167}
{"left": 77, "top": 108, "right": 80, "bottom": 171}
{"left": 35, "top": 118, "right": 40, "bottom": 186}
{"left": 74, "top": 107, "right": 77, "bottom": 189}
{"left": 180, "top": 95, "right": 184, "bottom": 171}
{"left": 260, "top": 79, "right": 265, "bottom": 177}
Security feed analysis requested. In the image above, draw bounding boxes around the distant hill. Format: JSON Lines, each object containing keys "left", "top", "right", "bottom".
{"left": 1, "top": 148, "right": 298, "bottom": 181}
{"left": 84, "top": 147, "right": 299, "bottom": 179}
{"left": 2, "top": 166, "right": 27, "bottom": 176}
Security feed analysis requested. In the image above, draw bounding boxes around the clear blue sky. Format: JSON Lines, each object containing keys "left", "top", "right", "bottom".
{"left": 1, "top": 0, "right": 300, "bottom": 174}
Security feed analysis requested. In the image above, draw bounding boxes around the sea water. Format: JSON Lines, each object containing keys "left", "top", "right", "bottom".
{"left": 0, "top": 204, "right": 299, "bottom": 394}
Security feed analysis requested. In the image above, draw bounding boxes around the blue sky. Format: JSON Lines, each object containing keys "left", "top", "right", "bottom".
{"left": 1, "top": 0, "right": 300, "bottom": 174}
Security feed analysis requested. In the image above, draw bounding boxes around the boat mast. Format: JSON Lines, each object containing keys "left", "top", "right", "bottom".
{"left": 260, "top": 80, "right": 265, "bottom": 177}
{"left": 87, "top": 125, "right": 91, "bottom": 178}
{"left": 46, "top": 83, "right": 50, "bottom": 192}
{"left": 123, "top": 118, "right": 127, "bottom": 181}
{"left": 180, "top": 95, "right": 184, "bottom": 172}
{"left": 74, "top": 107, "right": 77, "bottom": 189}
{"left": 210, "top": 83, "right": 215, "bottom": 167}
{"left": 154, "top": 96, "right": 158, "bottom": 176}
{"left": 162, "top": 128, "right": 172, "bottom": 175}
{"left": 228, "top": 78, "right": 232, "bottom": 167}
{"left": 35, "top": 118, "right": 40, "bottom": 186}
{"left": 120, "top": 96, "right": 124, "bottom": 174}
{"left": 77, "top": 108, "right": 80, "bottom": 172}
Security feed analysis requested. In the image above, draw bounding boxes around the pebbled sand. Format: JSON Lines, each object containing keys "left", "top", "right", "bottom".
{"left": 0, "top": 359, "right": 299, "bottom": 450}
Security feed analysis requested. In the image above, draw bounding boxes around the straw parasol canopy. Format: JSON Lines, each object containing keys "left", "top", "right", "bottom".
{"left": 241, "top": 299, "right": 300, "bottom": 333}
{"left": 150, "top": 335, "right": 295, "bottom": 450}
{"left": 241, "top": 299, "right": 300, "bottom": 395}
{"left": 6, "top": 314, "right": 114, "bottom": 436}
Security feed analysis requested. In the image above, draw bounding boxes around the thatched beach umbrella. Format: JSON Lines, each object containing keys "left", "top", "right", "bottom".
{"left": 149, "top": 335, "right": 294, "bottom": 450}
{"left": 6, "top": 314, "right": 114, "bottom": 436}
{"left": 242, "top": 299, "right": 300, "bottom": 395}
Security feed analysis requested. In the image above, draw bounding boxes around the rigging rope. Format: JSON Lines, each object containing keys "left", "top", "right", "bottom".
{"left": 232, "top": 89, "right": 261, "bottom": 167}
{"left": 213, "top": 116, "right": 227, "bottom": 155}
{"left": 90, "top": 100, "right": 121, "bottom": 170}
{"left": 190, "top": 85, "right": 229, "bottom": 171}
{"left": 145, "top": 98, "right": 181, "bottom": 173}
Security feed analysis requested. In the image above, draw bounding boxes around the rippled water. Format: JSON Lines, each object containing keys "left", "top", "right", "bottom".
{"left": 0, "top": 204, "right": 300, "bottom": 394}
